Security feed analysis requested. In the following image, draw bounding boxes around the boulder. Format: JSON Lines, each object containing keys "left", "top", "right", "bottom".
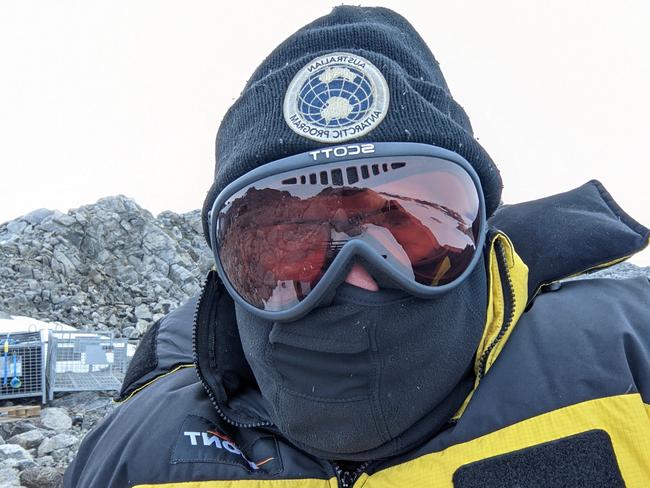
{"left": 40, "top": 408, "right": 72, "bottom": 432}
{"left": 7, "top": 430, "right": 45, "bottom": 450}
{"left": 20, "top": 466, "right": 64, "bottom": 488}
{"left": 37, "top": 434, "right": 77, "bottom": 457}
{"left": 0, "top": 444, "right": 33, "bottom": 462}
{"left": 0, "top": 467, "right": 20, "bottom": 487}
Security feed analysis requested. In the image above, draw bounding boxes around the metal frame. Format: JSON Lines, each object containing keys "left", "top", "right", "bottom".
{"left": 46, "top": 330, "right": 133, "bottom": 401}
{"left": 0, "top": 331, "right": 46, "bottom": 404}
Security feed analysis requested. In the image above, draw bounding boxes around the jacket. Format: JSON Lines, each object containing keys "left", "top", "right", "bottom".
{"left": 65, "top": 180, "right": 650, "bottom": 487}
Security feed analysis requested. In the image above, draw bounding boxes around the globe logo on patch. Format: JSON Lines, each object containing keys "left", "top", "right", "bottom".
{"left": 284, "top": 52, "right": 389, "bottom": 143}
{"left": 298, "top": 66, "right": 374, "bottom": 127}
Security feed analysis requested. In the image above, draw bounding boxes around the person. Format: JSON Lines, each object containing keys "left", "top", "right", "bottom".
{"left": 65, "top": 6, "right": 650, "bottom": 487}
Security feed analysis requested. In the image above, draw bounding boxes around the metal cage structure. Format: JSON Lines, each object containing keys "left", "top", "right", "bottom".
{"left": 0, "top": 331, "right": 46, "bottom": 403}
{"left": 46, "top": 331, "right": 133, "bottom": 401}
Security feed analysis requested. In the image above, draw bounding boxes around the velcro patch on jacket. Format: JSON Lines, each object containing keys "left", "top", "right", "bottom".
{"left": 452, "top": 430, "right": 624, "bottom": 487}
{"left": 171, "top": 415, "right": 281, "bottom": 474}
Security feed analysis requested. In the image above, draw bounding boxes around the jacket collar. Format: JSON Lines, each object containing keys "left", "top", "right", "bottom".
{"left": 453, "top": 230, "right": 529, "bottom": 419}
{"left": 453, "top": 180, "right": 649, "bottom": 419}
{"left": 193, "top": 269, "right": 275, "bottom": 428}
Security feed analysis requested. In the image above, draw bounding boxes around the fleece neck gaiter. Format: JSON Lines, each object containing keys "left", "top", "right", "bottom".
{"left": 235, "top": 257, "right": 487, "bottom": 461}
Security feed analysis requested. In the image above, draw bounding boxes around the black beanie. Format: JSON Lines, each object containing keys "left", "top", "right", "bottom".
{"left": 202, "top": 6, "right": 502, "bottom": 245}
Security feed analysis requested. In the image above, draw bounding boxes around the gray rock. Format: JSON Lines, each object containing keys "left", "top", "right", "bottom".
{"left": 49, "top": 448, "right": 72, "bottom": 463}
{"left": 0, "top": 444, "right": 33, "bottom": 462}
{"left": 170, "top": 264, "right": 195, "bottom": 283}
{"left": 40, "top": 408, "right": 72, "bottom": 431}
{"left": 122, "top": 326, "right": 136, "bottom": 338}
{"left": 590, "top": 262, "right": 650, "bottom": 280}
{"left": 4, "top": 458, "right": 37, "bottom": 471}
{"left": 136, "top": 319, "right": 151, "bottom": 335}
{"left": 7, "top": 430, "right": 45, "bottom": 450}
{"left": 37, "top": 434, "right": 77, "bottom": 456}
{"left": 36, "top": 455, "right": 54, "bottom": 467}
{"left": 20, "top": 466, "right": 63, "bottom": 488}
{"left": 3, "top": 421, "right": 38, "bottom": 439}
{"left": 134, "top": 303, "right": 153, "bottom": 320}
{"left": 52, "top": 213, "right": 75, "bottom": 227}
{"left": 5, "top": 220, "right": 27, "bottom": 235}
{"left": 0, "top": 467, "right": 20, "bottom": 487}
{"left": 50, "top": 391, "right": 112, "bottom": 410}
{"left": 23, "top": 208, "right": 53, "bottom": 226}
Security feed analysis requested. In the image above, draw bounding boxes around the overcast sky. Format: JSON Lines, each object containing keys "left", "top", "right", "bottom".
{"left": 1, "top": 1, "right": 649, "bottom": 265}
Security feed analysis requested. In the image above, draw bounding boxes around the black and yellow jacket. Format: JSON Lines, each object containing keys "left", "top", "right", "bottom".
{"left": 65, "top": 181, "right": 650, "bottom": 488}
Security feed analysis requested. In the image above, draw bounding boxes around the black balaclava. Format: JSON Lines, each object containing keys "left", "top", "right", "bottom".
{"left": 235, "top": 259, "right": 487, "bottom": 460}
{"left": 201, "top": 6, "right": 501, "bottom": 461}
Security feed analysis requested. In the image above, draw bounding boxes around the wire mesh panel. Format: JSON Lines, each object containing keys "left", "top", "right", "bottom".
{"left": 0, "top": 331, "right": 46, "bottom": 403}
{"left": 47, "top": 331, "right": 134, "bottom": 400}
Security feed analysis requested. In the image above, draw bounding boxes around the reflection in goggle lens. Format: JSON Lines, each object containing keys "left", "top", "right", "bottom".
{"left": 217, "top": 156, "right": 480, "bottom": 311}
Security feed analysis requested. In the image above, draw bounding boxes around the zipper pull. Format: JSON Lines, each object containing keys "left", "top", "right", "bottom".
{"left": 339, "top": 471, "right": 354, "bottom": 488}
{"left": 333, "top": 461, "right": 368, "bottom": 488}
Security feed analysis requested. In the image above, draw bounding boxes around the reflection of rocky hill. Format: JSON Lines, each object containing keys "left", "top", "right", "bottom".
{"left": 0, "top": 196, "right": 212, "bottom": 338}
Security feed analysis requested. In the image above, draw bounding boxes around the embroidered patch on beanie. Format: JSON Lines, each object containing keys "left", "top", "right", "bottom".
{"left": 283, "top": 52, "right": 389, "bottom": 143}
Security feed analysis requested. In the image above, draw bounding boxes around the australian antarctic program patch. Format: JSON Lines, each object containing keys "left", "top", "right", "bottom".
{"left": 283, "top": 52, "right": 390, "bottom": 143}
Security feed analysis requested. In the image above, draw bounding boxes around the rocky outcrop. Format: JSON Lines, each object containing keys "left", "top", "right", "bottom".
{"left": 0, "top": 196, "right": 212, "bottom": 338}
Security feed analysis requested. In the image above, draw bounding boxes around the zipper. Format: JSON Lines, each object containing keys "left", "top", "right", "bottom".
{"left": 193, "top": 272, "right": 346, "bottom": 483}
{"left": 192, "top": 271, "right": 273, "bottom": 429}
{"left": 476, "top": 238, "right": 516, "bottom": 379}
{"left": 333, "top": 461, "right": 369, "bottom": 488}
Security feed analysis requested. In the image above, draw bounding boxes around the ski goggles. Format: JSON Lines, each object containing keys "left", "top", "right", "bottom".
{"left": 209, "top": 142, "right": 486, "bottom": 321}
